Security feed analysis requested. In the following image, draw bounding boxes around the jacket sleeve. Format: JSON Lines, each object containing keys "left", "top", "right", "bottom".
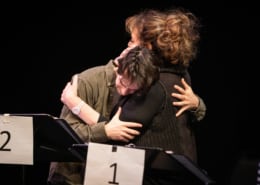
{"left": 190, "top": 96, "right": 207, "bottom": 122}
{"left": 59, "top": 67, "right": 111, "bottom": 143}
{"left": 60, "top": 104, "right": 109, "bottom": 143}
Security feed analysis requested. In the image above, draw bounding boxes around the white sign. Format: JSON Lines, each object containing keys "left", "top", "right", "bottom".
{"left": 0, "top": 115, "right": 33, "bottom": 165}
{"left": 84, "top": 142, "right": 145, "bottom": 185}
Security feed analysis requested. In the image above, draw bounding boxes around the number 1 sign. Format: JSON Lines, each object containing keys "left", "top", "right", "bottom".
{"left": 84, "top": 142, "right": 145, "bottom": 185}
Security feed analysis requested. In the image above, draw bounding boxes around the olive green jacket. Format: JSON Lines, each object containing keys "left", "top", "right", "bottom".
{"left": 48, "top": 60, "right": 117, "bottom": 185}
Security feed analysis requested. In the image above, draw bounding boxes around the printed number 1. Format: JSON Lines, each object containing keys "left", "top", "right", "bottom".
{"left": 108, "top": 163, "right": 119, "bottom": 184}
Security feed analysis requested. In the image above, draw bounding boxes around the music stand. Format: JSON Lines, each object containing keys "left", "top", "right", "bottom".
{"left": 6, "top": 113, "right": 215, "bottom": 185}
{"left": 72, "top": 143, "right": 216, "bottom": 185}
{"left": 9, "top": 113, "right": 85, "bottom": 162}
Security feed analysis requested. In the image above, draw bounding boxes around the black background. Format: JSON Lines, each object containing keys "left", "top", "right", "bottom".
{"left": 0, "top": 1, "right": 255, "bottom": 185}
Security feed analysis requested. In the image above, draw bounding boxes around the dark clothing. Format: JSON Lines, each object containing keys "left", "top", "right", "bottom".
{"left": 160, "top": 68, "right": 197, "bottom": 162}
{"left": 109, "top": 67, "right": 197, "bottom": 162}
{"left": 107, "top": 67, "right": 198, "bottom": 185}
{"left": 109, "top": 81, "right": 183, "bottom": 155}
{"left": 48, "top": 60, "right": 205, "bottom": 185}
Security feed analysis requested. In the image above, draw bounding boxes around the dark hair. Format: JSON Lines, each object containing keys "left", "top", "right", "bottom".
{"left": 117, "top": 46, "right": 159, "bottom": 94}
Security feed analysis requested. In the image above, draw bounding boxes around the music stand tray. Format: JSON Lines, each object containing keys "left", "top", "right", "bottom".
{"left": 8, "top": 113, "right": 85, "bottom": 162}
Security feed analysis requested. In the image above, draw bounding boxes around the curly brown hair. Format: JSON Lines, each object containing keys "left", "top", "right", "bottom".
{"left": 125, "top": 8, "right": 200, "bottom": 72}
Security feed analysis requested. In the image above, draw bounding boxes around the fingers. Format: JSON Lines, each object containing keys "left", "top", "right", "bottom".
{"left": 180, "top": 78, "right": 189, "bottom": 89}
{"left": 61, "top": 82, "right": 71, "bottom": 101}
{"left": 108, "top": 127, "right": 140, "bottom": 142}
{"left": 176, "top": 108, "right": 185, "bottom": 117}
{"left": 108, "top": 108, "right": 142, "bottom": 142}
{"left": 63, "top": 82, "right": 70, "bottom": 92}
{"left": 125, "top": 127, "right": 140, "bottom": 135}
{"left": 118, "top": 128, "right": 140, "bottom": 142}
{"left": 173, "top": 84, "right": 185, "bottom": 94}
{"left": 124, "top": 122, "right": 142, "bottom": 128}
{"left": 120, "top": 137, "right": 130, "bottom": 143}
{"left": 121, "top": 122, "right": 142, "bottom": 136}
{"left": 71, "top": 74, "right": 78, "bottom": 90}
{"left": 120, "top": 123, "right": 141, "bottom": 142}
{"left": 173, "top": 78, "right": 191, "bottom": 94}
{"left": 181, "top": 78, "right": 193, "bottom": 93}
{"left": 172, "top": 101, "right": 184, "bottom": 106}
{"left": 172, "top": 92, "right": 182, "bottom": 100}
{"left": 71, "top": 74, "right": 78, "bottom": 84}
{"left": 114, "top": 107, "right": 122, "bottom": 119}
{"left": 124, "top": 130, "right": 139, "bottom": 139}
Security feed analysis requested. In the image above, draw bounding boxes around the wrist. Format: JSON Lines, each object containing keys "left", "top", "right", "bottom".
{"left": 71, "top": 100, "right": 84, "bottom": 115}
{"left": 189, "top": 95, "right": 200, "bottom": 113}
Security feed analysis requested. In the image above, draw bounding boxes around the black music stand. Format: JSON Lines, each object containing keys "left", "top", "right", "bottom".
{"left": 72, "top": 143, "right": 216, "bottom": 185}
{"left": 8, "top": 113, "right": 85, "bottom": 162}
{"left": 144, "top": 149, "right": 216, "bottom": 185}
{"left": 5, "top": 113, "right": 216, "bottom": 185}
{"left": 1, "top": 113, "right": 87, "bottom": 185}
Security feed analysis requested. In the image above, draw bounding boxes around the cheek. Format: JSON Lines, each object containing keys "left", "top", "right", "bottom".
{"left": 115, "top": 79, "right": 122, "bottom": 93}
{"left": 129, "top": 41, "right": 140, "bottom": 48}
{"left": 115, "top": 78, "right": 120, "bottom": 88}
{"left": 120, "top": 89, "right": 131, "bottom": 96}
{"left": 116, "top": 84, "right": 130, "bottom": 96}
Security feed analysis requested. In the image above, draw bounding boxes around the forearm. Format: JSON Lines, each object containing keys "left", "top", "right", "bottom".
{"left": 60, "top": 105, "right": 109, "bottom": 142}
{"left": 70, "top": 96, "right": 100, "bottom": 125}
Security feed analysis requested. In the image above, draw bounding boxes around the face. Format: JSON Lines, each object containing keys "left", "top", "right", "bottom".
{"left": 128, "top": 27, "right": 153, "bottom": 50}
{"left": 115, "top": 72, "right": 140, "bottom": 96}
{"left": 113, "top": 28, "right": 144, "bottom": 96}
{"left": 128, "top": 28, "right": 141, "bottom": 47}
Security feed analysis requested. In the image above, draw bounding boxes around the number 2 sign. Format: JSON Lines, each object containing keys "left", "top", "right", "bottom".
{"left": 84, "top": 142, "right": 145, "bottom": 185}
{"left": 0, "top": 115, "right": 33, "bottom": 165}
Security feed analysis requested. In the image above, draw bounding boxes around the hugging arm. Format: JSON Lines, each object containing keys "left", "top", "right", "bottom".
{"left": 61, "top": 74, "right": 142, "bottom": 142}
{"left": 61, "top": 74, "right": 99, "bottom": 125}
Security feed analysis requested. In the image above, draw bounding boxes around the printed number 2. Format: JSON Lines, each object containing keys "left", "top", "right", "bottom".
{"left": 108, "top": 163, "right": 119, "bottom": 184}
{"left": 0, "top": 131, "right": 11, "bottom": 151}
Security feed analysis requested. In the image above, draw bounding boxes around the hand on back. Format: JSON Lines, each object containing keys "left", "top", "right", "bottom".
{"left": 105, "top": 107, "right": 142, "bottom": 142}
{"left": 172, "top": 78, "right": 199, "bottom": 117}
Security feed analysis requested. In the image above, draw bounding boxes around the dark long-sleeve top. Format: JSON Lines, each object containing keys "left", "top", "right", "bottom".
{"left": 107, "top": 67, "right": 200, "bottom": 162}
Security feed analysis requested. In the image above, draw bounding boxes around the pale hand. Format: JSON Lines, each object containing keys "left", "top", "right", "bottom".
{"left": 61, "top": 74, "right": 80, "bottom": 109}
{"left": 105, "top": 107, "right": 142, "bottom": 142}
{"left": 172, "top": 78, "right": 199, "bottom": 117}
